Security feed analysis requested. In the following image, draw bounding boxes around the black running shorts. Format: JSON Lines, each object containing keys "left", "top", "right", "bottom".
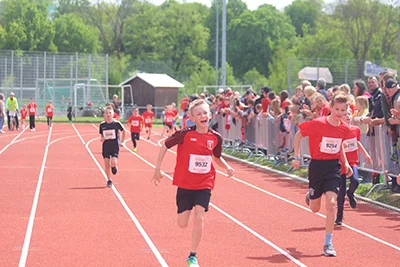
{"left": 131, "top": 132, "right": 140, "bottom": 141}
{"left": 102, "top": 144, "right": 119, "bottom": 159}
{"left": 176, "top": 188, "right": 211, "bottom": 214}
{"left": 308, "top": 159, "right": 341, "bottom": 200}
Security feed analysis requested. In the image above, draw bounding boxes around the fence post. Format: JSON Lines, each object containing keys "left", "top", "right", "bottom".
{"left": 75, "top": 52, "right": 78, "bottom": 122}
{"left": 106, "top": 54, "right": 109, "bottom": 100}
{"left": 11, "top": 50, "right": 14, "bottom": 90}
{"left": 345, "top": 59, "right": 348, "bottom": 84}
{"left": 88, "top": 54, "right": 91, "bottom": 103}
{"left": 35, "top": 56, "right": 39, "bottom": 101}
{"left": 53, "top": 54, "right": 56, "bottom": 101}
{"left": 19, "top": 56, "right": 23, "bottom": 99}
{"left": 44, "top": 52, "right": 47, "bottom": 103}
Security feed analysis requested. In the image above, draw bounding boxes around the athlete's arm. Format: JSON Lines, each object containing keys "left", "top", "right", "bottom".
{"left": 340, "top": 143, "right": 353, "bottom": 178}
{"left": 152, "top": 143, "right": 168, "bottom": 186}
{"left": 357, "top": 141, "right": 372, "bottom": 165}
{"left": 291, "top": 130, "right": 303, "bottom": 169}
{"left": 213, "top": 156, "right": 234, "bottom": 177}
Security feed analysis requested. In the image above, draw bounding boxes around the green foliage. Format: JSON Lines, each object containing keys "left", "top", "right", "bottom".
{"left": 284, "top": 0, "right": 322, "bottom": 37}
{"left": 242, "top": 68, "right": 268, "bottom": 91}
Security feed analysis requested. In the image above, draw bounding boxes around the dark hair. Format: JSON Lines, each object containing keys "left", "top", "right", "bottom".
{"left": 354, "top": 79, "right": 367, "bottom": 96}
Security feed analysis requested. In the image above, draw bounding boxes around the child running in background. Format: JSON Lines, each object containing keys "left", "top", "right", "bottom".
{"left": 162, "top": 105, "right": 175, "bottom": 137}
{"left": 127, "top": 107, "right": 143, "bottom": 152}
{"left": 27, "top": 98, "right": 38, "bottom": 132}
{"left": 20, "top": 104, "right": 28, "bottom": 130}
{"left": 142, "top": 104, "right": 154, "bottom": 140}
{"left": 152, "top": 99, "right": 234, "bottom": 267}
{"left": 336, "top": 108, "right": 372, "bottom": 225}
{"left": 292, "top": 93, "right": 353, "bottom": 257}
{"left": 99, "top": 106, "right": 126, "bottom": 187}
{"left": 45, "top": 100, "right": 54, "bottom": 129}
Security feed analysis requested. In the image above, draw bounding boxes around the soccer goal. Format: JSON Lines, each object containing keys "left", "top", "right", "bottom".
{"left": 73, "top": 83, "right": 133, "bottom": 120}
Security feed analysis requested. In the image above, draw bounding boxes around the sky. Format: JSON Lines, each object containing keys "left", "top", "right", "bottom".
{"left": 148, "top": 0, "right": 297, "bottom": 11}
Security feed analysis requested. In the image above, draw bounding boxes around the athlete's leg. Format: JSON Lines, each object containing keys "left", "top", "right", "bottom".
{"left": 191, "top": 205, "right": 205, "bottom": 253}
{"left": 177, "top": 210, "right": 191, "bottom": 228}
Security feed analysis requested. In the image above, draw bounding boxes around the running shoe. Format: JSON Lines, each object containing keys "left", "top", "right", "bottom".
{"left": 133, "top": 148, "right": 137, "bottom": 152}
{"left": 323, "top": 243, "right": 337, "bottom": 257}
{"left": 186, "top": 256, "right": 199, "bottom": 267}
{"left": 111, "top": 167, "right": 118, "bottom": 175}
{"left": 107, "top": 179, "right": 112, "bottom": 187}
{"left": 347, "top": 191, "right": 357, "bottom": 209}
{"left": 305, "top": 192, "right": 310, "bottom": 206}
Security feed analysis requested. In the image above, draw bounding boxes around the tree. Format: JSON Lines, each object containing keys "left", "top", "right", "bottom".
{"left": 1, "top": 0, "right": 56, "bottom": 51}
{"left": 284, "top": 0, "right": 323, "bottom": 37}
{"left": 227, "top": 5, "right": 296, "bottom": 79}
{"left": 243, "top": 68, "right": 268, "bottom": 91}
{"left": 53, "top": 14, "right": 100, "bottom": 53}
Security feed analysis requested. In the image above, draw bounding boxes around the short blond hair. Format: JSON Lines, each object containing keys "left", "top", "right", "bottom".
{"left": 355, "top": 96, "right": 369, "bottom": 110}
{"left": 189, "top": 99, "right": 209, "bottom": 116}
{"left": 331, "top": 92, "right": 349, "bottom": 106}
{"left": 338, "top": 84, "right": 351, "bottom": 95}
{"left": 303, "top": 85, "right": 316, "bottom": 98}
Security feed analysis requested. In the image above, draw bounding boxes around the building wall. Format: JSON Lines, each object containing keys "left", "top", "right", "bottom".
{"left": 155, "top": 87, "right": 178, "bottom": 107}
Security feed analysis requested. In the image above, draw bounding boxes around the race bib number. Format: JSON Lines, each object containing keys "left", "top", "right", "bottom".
{"left": 343, "top": 137, "right": 358, "bottom": 153}
{"left": 30, "top": 108, "right": 35, "bottom": 113}
{"left": 132, "top": 121, "right": 139, "bottom": 127}
{"left": 320, "top": 137, "right": 342, "bottom": 154}
{"left": 166, "top": 117, "right": 173, "bottom": 123}
{"left": 47, "top": 108, "right": 53, "bottom": 113}
{"left": 189, "top": 155, "right": 212, "bottom": 174}
{"left": 103, "top": 129, "right": 116, "bottom": 140}
{"left": 145, "top": 118, "right": 151, "bottom": 124}
{"left": 8, "top": 111, "right": 16, "bottom": 117}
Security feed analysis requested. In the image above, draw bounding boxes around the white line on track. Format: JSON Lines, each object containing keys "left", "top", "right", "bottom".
{"left": 74, "top": 124, "right": 169, "bottom": 267}
{"left": 0, "top": 127, "right": 28, "bottom": 155}
{"left": 120, "top": 138, "right": 307, "bottom": 267}
{"left": 143, "top": 132, "right": 400, "bottom": 252}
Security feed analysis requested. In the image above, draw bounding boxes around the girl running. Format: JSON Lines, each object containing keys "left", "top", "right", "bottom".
{"left": 152, "top": 99, "right": 234, "bottom": 267}
{"left": 99, "top": 106, "right": 126, "bottom": 187}
{"left": 27, "top": 98, "right": 38, "bottom": 131}
{"left": 291, "top": 93, "right": 352, "bottom": 257}
{"left": 45, "top": 100, "right": 54, "bottom": 129}
{"left": 142, "top": 104, "right": 155, "bottom": 140}
{"left": 20, "top": 104, "right": 28, "bottom": 129}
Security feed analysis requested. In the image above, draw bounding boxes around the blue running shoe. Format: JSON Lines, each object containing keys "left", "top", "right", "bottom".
{"left": 186, "top": 256, "right": 199, "bottom": 267}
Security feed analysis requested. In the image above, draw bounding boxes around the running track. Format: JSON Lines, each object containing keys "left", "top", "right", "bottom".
{"left": 0, "top": 123, "right": 399, "bottom": 267}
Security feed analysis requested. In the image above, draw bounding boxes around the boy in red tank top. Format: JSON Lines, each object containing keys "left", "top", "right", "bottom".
{"left": 142, "top": 104, "right": 154, "bottom": 140}
{"left": 126, "top": 107, "right": 143, "bottom": 152}
{"left": 292, "top": 93, "right": 352, "bottom": 257}
{"left": 335, "top": 108, "right": 372, "bottom": 225}
{"left": 45, "top": 100, "right": 54, "bottom": 129}
{"left": 152, "top": 99, "right": 234, "bottom": 267}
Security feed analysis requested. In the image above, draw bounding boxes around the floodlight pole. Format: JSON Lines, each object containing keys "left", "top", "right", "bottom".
{"left": 215, "top": 0, "right": 219, "bottom": 87}
{"left": 221, "top": 0, "right": 227, "bottom": 87}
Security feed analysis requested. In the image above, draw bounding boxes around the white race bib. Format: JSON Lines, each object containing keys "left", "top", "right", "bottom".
{"left": 103, "top": 129, "right": 116, "bottom": 140}
{"left": 8, "top": 110, "right": 16, "bottom": 117}
{"left": 132, "top": 121, "right": 139, "bottom": 127}
{"left": 320, "top": 137, "right": 342, "bottom": 154}
{"left": 47, "top": 108, "right": 53, "bottom": 113}
{"left": 189, "top": 155, "right": 212, "bottom": 174}
{"left": 166, "top": 117, "right": 173, "bottom": 122}
{"left": 30, "top": 108, "right": 35, "bottom": 113}
{"left": 145, "top": 118, "right": 151, "bottom": 124}
{"left": 343, "top": 137, "right": 358, "bottom": 153}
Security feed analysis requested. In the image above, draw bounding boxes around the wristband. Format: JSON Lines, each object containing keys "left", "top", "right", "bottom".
{"left": 293, "top": 156, "right": 301, "bottom": 161}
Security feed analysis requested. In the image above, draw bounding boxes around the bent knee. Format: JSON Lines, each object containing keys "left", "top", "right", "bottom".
{"left": 177, "top": 221, "right": 188, "bottom": 228}
{"left": 326, "top": 198, "right": 336, "bottom": 212}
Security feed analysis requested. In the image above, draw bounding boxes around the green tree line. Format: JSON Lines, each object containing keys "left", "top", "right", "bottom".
{"left": 0, "top": 0, "right": 399, "bottom": 95}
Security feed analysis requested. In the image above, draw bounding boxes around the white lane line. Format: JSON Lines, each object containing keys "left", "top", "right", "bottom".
{"left": 0, "top": 127, "right": 28, "bottom": 155}
{"left": 75, "top": 125, "right": 169, "bottom": 267}
{"left": 143, "top": 135, "right": 400, "bottom": 252}
{"left": 121, "top": 139, "right": 307, "bottom": 267}
{"left": 18, "top": 130, "right": 80, "bottom": 267}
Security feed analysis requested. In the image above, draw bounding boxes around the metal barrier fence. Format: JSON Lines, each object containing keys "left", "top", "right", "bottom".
{"left": 214, "top": 113, "right": 399, "bottom": 187}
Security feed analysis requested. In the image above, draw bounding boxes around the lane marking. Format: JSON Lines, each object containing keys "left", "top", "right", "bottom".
{"left": 121, "top": 139, "right": 307, "bottom": 267}
{"left": 74, "top": 125, "right": 169, "bottom": 267}
{"left": 0, "top": 127, "right": 28, "bottom": 155}
{"left": 144, "top": 131, "right": 400, "bottom": 252}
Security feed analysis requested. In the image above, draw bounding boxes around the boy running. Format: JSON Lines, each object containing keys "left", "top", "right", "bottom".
{"left": 127, "top": 107, "right": 143, "bottom": 152}
{"left": 27, "top": 98, "right": 38, "bottom": 131}
{"left": 142, "top": 104, "right": 155, "bottom": 140}
{"left": 20, "top": 105, "right": 28, "bottom": 129}
{"left": 152, "top": 99, "right": 234, "bottom": 267}
{"left": 99, "top": 107, "right": 126, "bottom": 187}
{"left": 335, "top": 108, "right": 372, "bottom": 225}
{"left": 45, "top": 101, "right": 54, "bottom": 129}
{"left": 291, "top": 93, "right": 353, "bottom": 257}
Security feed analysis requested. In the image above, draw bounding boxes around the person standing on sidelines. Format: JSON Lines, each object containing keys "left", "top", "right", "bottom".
{"left": 45, "top": 100, "right": 54, "bottom": 129}
{"left": 291, "top": 93, "right": 352, "bottom": 257}
{"left": 152, "top": 99, "right": 235, "bottom": 267}
{"left": 335, "top": 108, "right": 372, "bottom": 225}
{"left": 142, "top": 104, "right": 154, "bottom": 140}
{"left": 5, "top": 92, "right": 19, "bottom": 131}
{"left": 27, "top": 98, "right": 39, "bottom": 132}
{"left": 0, "top": 93, "right": 5, "bottom": 133}
{"left": 126, "top": 107, "right": 143, "bottom": 152}
{"left": 99, "top": 106, "right": 126, "bottom": 187}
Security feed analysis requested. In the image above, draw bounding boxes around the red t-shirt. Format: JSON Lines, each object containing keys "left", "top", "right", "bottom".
{"left": 127, "top": 115, "right": 143, "bottom": 133}
{"left": 319, "top": 103, "right": 331, "bottom": 117}
{"left": 261, "top": 98, "right": 270, "bottom": 112}
{"left": 164, "top": 111, "right": 174, "bottom": 125}
{"left": 172, "top": 109, "right": 178, "bottom": 118}
{"left": 340, "top": 126, "right": 361, "bottom": 173}
{"left": 281, "top": 99, "right": 291, "bottom": 111}
{"left": 180, "top": 98, "right": 189, "bottom": 111}
{"left": 142, "top": 111, "right": 154, "bottom": 126}
{"left": 299, "top": 116, "right": 350, "bottom": 160}
{"left": 46, "top": 105, "right": 54, "bottom": 117}
{"left": 20, "top": 109, "right": 27, "bottom": 119}
{"left": 165, "top": 127, "right": 223, "bottom": 190}
{"left": 27, "top": 103, "right": 37, "bottom": 116}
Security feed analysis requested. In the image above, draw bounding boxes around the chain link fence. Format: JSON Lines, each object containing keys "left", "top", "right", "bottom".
{"left": 287, "top": 57, "right": 400, "bottom": 92}
{"left": 0, "top": 50, "right": 108, "bottom": 116}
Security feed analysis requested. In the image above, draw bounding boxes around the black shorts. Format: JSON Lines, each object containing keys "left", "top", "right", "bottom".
{"left": 176, "top": 188, "right": 211, "bottom": 214}
{"left": 102, "top": 144, "right": 119, "bottom": 159}
{"left": 131, "top": 132, "right": 140, "bottom": 140}
{"left": 165, "top": 124, "right": 173, "bottom": 130}
{"left": 308, "top": 159, "right": 341, "bottom": 200}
